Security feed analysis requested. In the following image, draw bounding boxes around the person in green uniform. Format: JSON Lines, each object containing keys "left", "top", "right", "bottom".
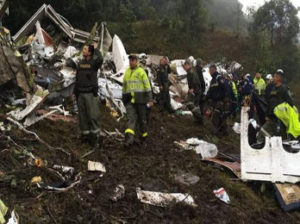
{"left": 183, "top": 60, "right": 203, "bottom": 123}
{"left": 255, "top": 69, "right": 293, "bottom": 146}
{"left": 74, "top": 44, "right": 103, "bottom": 147}
{"left": 122, "top": 54, "right": 153, "bottom": 147}
{"left": 158, "top": 56, "right": 172, "bottom": 113}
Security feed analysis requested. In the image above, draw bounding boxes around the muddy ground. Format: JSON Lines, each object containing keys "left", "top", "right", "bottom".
{"left": 0, "top": 105, "right": 300, "bottom": 224}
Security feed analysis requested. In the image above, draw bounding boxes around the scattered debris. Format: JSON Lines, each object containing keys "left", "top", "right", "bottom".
{"left": 31, "top": 176, "right": 42, "bottom": 184}
{"left": 110, "top": 184, "right": 125, "bottom": 202}
{"left": 202, "top": 157, "right": 241, "bottom": 178}
{"left": 7, "top": 210, "right": 19, "bottom": 224}
{"left": 37, "top": 177, "right": 81, "bottom": 192}
{"left": 275, "top": 183, "right": 300, "bottom": 212}
{"left": 53, "top": 165, "right": 75, "bottom": 180}
{"left": 174, "top": 172, "right": 200, "bottom": 186}
{"left": 34, "top": 158, "right": 44, "bottom": 167}
{"left": 136, "top": 188, "right": 197, "bottom": 207}
{"left": 175, "top": 138, "right": 218, "bottom": 159}
{"left": 88, "top": 161, "right": 106, "bottom": 173}
{"left": 214, "top": 188, "right": 230, "bottom": 204}
{"left": 8, "top": 87, "right": 49, "bottom": 121}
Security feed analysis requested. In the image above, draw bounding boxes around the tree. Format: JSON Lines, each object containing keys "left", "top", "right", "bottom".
{"left": 250, "top": 0, "right": 299, "bottom": 45}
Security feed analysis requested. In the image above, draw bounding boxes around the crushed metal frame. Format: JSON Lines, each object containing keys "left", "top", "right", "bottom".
{"left": 12, "top": 4, "right": 99, "bottom": 43}
{"left": 241, "top": 107, "right": 300, "bottom": 184}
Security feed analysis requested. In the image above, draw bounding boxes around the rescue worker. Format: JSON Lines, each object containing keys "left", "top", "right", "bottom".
{"left": 122, "top": 54, "right": 153, "bottom": 147}
{"left": 157, "top": 56, "right": 172, "bottom": 113}
{"left": 227, "top": 74, "right": 238, "bottom": 117}
{"left": 184, "top": 60, "right": 202, "bottom": 106}
{"left": 255, "top": 69, "right": 294, "bottom": 146}
{"left": 195, "top": 58, "right": 206, "bottom": 116}
{"left": 183, "top": 60, "right": 202, "bottom": 123}
{"left": 239, "top": 73, "right": 253, "bottom": 106}
{"left": 206, "top": 64, "right": 232, "bottom": 136}
{"left": 74, "top": 44, "right": 103, "bottom": 147}
{"left": 266, "top": 74, "right": 273, "bottom": 85}
{"left": 139, "top": 54, "right": 153, "bottom": 123}
{"left": 253, "top": 72, "right": 266, "bottom": 95}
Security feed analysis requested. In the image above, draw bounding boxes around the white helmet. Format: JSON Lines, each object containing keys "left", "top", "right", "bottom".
{"left": 139, "top": 53, "right": 147, "bottom": 60}
{"left": 266, "top": 74, "right": 273, "bottom": 80}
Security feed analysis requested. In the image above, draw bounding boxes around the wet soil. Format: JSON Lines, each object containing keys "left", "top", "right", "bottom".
{"left": 0, "top": 106, "right": 299, "bottom": 224}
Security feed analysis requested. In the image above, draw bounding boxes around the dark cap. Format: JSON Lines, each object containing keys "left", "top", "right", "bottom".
{"left": 129, "top": 54, "right": 138, "bottom": 60}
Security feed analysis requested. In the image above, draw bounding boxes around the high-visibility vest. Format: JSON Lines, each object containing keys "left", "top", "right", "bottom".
{"left": 122, "top": 66, "right": 152, "bottom": 104}
{"left": 274, "top": 102, "right": 300, "bottom": 139}
{"left": 254, "top": 78, "right": 266, "bottom": 95}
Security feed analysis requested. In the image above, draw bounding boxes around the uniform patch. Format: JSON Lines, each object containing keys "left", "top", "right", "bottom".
{"left": 79, "top": 64, "right": 91, "bottom": 69}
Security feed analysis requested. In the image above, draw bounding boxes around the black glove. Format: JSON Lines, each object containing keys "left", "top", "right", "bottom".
{"left": 122, "top": 93, "right": 132, "bottom": 105}
{"left": 74, "top": 87, "right": 79, "bottom": 99}
{"left": 93, "top": 86, "right": 99, "bottom": 97}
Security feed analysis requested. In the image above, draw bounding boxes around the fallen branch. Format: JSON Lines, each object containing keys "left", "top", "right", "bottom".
{"left": 0, "top": 134, "right": 23, "bottom": 149}
{"left": 81, "top": 149, "right": 96, "bottom": 159}
{"left": 7, "top": 117, "right": 71, "bottom": 156}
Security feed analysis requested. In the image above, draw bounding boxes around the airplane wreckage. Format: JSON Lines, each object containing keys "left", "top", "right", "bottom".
{"left": 1, "top": 3, "right": 300, "bottom": 215}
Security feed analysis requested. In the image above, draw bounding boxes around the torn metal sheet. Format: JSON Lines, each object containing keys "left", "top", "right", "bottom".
{"left": 241, "top": 107, "right": 300, "bottom": 183}
{"left": 13, "top": 4, "right": 99, "bottom": 44}
{"left": 8, "top": 87, "right": 49, "bottom": 121}
{"left": 202, "top": 158, "right": 241, "bottom": 178}
{"left": 136, "top": 188, "right": 197, "bottom": 207}
{"left": 99, "top": 22, "right": 112, "bottom": 56}
{"left": 98, "top": 78, "right": 122, "bottom": 99}
{"left": 227, "top": 61, "right": 243, "bottom": 74}
{"left": 112, "top": 35, "right": 129, "bottom": 73}
{"left": 34, "top": 21, "right": 55, "bottom": 48}
{"left": 63, "top": 46, "right": 78, "bottom": 59}
{"left": 0, "top": 0, "right": 9, "bottom": 21}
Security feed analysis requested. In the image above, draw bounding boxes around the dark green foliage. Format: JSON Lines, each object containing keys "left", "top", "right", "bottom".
{"left": 249, "top": 0, "right": 300, "bottom": 80}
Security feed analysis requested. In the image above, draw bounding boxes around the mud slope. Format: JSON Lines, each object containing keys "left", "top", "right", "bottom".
{"left": 0, "top": 106, "right": 299, "bottom": 224}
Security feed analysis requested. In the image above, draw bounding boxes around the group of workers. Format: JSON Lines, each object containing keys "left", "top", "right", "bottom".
{"left": 73, "top": 44, "right": 297, "bottom": 149}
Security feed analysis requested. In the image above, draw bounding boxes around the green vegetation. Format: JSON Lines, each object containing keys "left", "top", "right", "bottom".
{"left": 3, "top": 0, "right": 300, "bottom": 80}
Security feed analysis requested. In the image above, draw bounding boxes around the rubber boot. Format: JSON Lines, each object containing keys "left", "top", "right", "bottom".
{"left": 90, "top": 133, "right": 100, "bottom": 148}
{"left": 124, "top": 133, "right": 135, "bottom": 147}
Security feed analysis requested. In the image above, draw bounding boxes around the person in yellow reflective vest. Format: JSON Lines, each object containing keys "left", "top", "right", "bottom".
{"left": 228, "top": 74, "right": 238, "bottom": 117}
{"left": 253, "top": 72, "right": 266, "bottom": 95}
{"left": 255, "top": 70, "right": 294, "bottom": 147}
{"left": 274, "top": 102, "right": 300, "bottom": 140}
{"left": 122, "top": 54, "right": 153, "bottom": 147}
